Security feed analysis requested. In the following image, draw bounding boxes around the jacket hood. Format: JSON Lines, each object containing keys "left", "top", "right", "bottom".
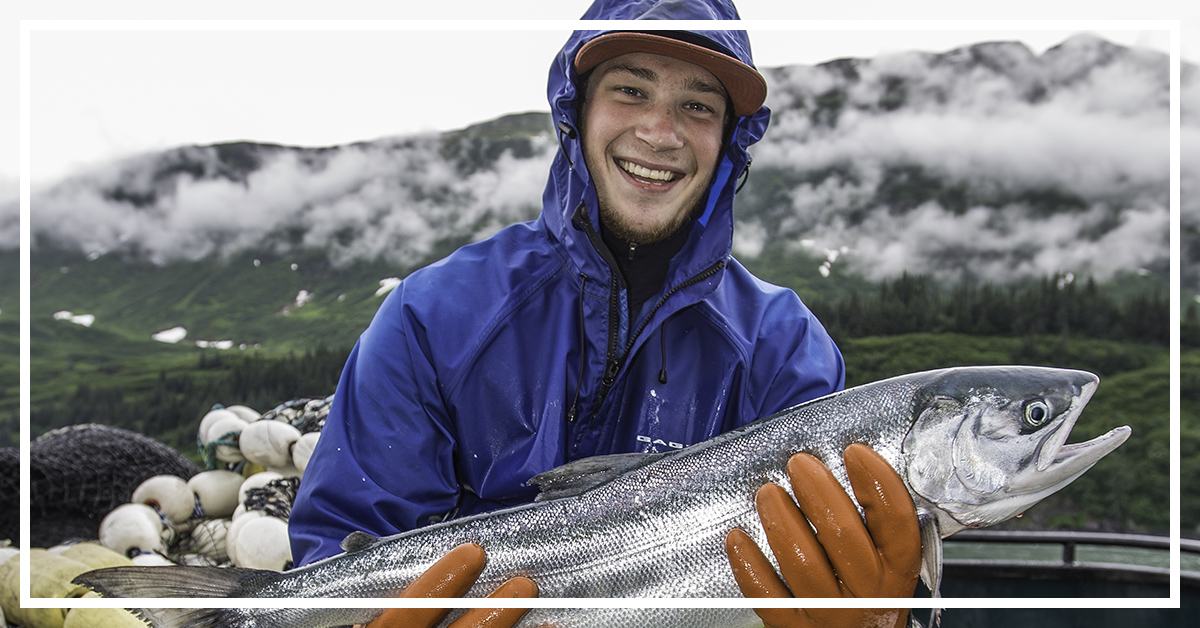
{"left": 542, "top": 0, "right": 771, "bottom": 291}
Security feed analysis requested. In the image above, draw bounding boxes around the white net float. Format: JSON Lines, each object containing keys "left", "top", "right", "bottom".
{"left": 239, "top": 420, "right": 301, "bottom": 469}
{"left": 291, "top": 432, "right": 320, "bottom": 473}
{"left": 196, "top": 409, "right": 241, "bottom": 446}
{"left": 228, "top": 515, "right": 291, "bottom": 571}
{"left": 98, "top": 503, "right": 165, "bottom": 558}
{"left": 186, "top": 470, "right": 244, "bottom": 519}
{"left": 224, "top": 405, "right": 261, "bottom": 423}
{"left": 129, "top": 553, "right": 175, "bottom": 567}
{"left": 130, "top": 475, "right": 195, "bottom": 524}
{"left": 224, "top": 509, "right": 266, "bottom": 566}
{"left": 204, "top": 415, "right": 248, "bottom": 464}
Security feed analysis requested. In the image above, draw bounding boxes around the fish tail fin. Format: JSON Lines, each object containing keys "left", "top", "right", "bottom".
{"left": 74, "top": 564, "right": 272, "bottom": 597}
{"left": 126, "top": 608, "right": 243, "bottom": 628}
{"left": 74, "top": 565, "right": 273, "bottom": 628}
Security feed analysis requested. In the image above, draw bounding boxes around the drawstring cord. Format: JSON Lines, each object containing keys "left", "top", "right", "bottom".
{"left": 658, "top": 320, "right": 669, "bottom": 385}
{"left": 735, "top": 155, "right": 752, "bottom": 193}
{"left": 567, "top": 255, "right": 726, "bottom": 420}
{"left": 567, "top": 273, "right": 588, "bottom": 422}
{"left": 556, "top": 120, "right": 577, "bottom": 169}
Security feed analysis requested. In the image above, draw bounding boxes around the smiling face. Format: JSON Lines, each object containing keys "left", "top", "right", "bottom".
{"left": 580, "top": 52, "right": 729, "bottom": 244}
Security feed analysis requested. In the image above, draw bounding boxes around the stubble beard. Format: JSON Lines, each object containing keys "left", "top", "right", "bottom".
{"left": 594, "top": 174, "right": 715, "bottom": 245}
{"left": 597, "top": 199, "right": 688, "bottom": 245}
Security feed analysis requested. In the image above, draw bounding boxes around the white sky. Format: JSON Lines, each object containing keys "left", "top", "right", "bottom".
{"left": 3, "top": 0, "right": 1196, "bottom": 187}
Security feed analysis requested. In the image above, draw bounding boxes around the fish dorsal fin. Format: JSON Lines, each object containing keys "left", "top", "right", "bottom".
{"left": 528, "top": 452, "right": 666, "bottom": 502}
{"left": 917, "top": 510, "right": 944, "bottom": 627}
{"left": 340, "top": 531, "right": 382, "bottom": 553}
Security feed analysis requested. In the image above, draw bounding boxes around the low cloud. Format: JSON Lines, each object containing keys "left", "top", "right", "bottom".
{"left": 789, "top": 200, "right": 1168, "bottom": 283}
{"left": 0, "top": 175, "right": 16, "bottom": 249}
{"left": 748, "top": 36, "right": 1178, "bottom": 282}
{"left": 26, "top": 37, "right": 1185, "bottom": 286}
{"left": 31, "top": 134, "right": 554, "bottom": 268}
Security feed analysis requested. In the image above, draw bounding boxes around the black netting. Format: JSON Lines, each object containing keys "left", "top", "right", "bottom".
{"left": 1, "top": 423, "right": 202, "bottom": 547}
{"left": 5, "top": 396, "right": 331, "bottom": 549}
{"left": 262, "top": 395, "right": 333, "bottom": 434}
{"left": 243, "top": 476, "right": 301, "bottom": 521}
{"left": 0, "top": 446, "right": 18, "bottom": 545}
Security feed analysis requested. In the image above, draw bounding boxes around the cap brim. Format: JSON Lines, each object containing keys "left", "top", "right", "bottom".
{"left": 574, "top": 32, "right": 767, "bottom": 118}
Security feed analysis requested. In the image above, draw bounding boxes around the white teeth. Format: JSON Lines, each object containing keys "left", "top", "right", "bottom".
{"left": 618, "top": 160, "right": 676, "bottom": 182}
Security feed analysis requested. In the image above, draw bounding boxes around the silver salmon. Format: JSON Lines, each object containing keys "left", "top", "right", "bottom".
{"left": 74, "top": 365, "right": 1131, "bottom": 628}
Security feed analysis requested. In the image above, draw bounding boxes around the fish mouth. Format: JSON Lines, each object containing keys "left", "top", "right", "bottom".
{"left": 1044, "top": 425, "right": 1132, "bottom": 472}
{"left": 1028, "top": 375, "right": 1130, "bottom": 490}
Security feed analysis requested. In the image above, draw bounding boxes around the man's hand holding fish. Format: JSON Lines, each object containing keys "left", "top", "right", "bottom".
{"left": 359, "top": 543, "right": 538, "bottom": 628}
{"left": 727, "top": 444, "right": 921, "bottom": 628}
{"left": 369, "top": 443, "right": 918, "bottom": 628}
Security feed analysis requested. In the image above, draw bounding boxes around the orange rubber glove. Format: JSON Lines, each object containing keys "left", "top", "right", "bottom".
{"left": 361, "top": 542, "right": 538, "bottom": 628}
{"left": 726, "top": 443, "right": 922, "bottom": 628}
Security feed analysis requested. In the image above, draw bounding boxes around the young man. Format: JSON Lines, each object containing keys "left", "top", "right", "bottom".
{"left": 290, "top": 1, "right": 920, "bottom": 626}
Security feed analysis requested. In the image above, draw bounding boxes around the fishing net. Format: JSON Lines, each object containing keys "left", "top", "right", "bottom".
{"left": 243, "top": 476, "right": 301, "bottom": 521}
{"left": 200, "top": 396, "right": 332, "bottom": 471}
{"left": 5, "top": 396, "right": 331, "bottom": 551}
{"left": 0, "top": 446, "right": 18, "bottom": 545}
{"left": 1, "top": 423, "right": 202, "bottom": 547}
{"left": 262, "top": 395, "right": 334, "bottom": 435}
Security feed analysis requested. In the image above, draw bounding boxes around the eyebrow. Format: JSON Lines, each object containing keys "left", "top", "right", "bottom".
{"left": 603, "top": 63, "right": 727, "bottom": 99}
{"left": 605, "top": 63, "right": 657, "bottom": 83}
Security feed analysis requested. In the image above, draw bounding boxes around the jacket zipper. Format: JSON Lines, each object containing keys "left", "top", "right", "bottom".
{"left": 600, "top": 272, "right": 622, "bottom": 393}
{"left": 590, "top": 258, "right": 726, "bottom": 418}
{"left": 572, "top": 204, "right": 627, "bottom": 420}
{"left": 570, "top": 203, "right": 727, "bottom": 421}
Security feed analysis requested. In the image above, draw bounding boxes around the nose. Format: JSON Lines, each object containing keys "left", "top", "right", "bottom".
{"left": 633, "top": 103, "right": 685, "bottom": 152}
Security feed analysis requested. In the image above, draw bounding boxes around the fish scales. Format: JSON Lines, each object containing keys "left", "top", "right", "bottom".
{"left": 73, "top": 366, "right": 1131, "bottom": 628}
{"left": 259, "top": 377, "right": 916, "bottom": 600}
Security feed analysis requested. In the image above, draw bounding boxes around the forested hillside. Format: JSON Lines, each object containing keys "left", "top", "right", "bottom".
{"left": 15, "top": 265, "right": 1180, "bottom": 535}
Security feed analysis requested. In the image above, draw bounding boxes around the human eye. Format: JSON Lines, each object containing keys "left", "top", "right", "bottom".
{"left": 684, "top": 99, "right": 725, "bottom": 120}
{"left": 615, "top": 85, "right": 645, "bottom": 99}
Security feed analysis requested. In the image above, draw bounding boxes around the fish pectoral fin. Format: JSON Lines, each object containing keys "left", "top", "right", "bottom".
{"left": 917, "top": 511, "right": 943, "bottom": 596}
{"left": 527, "top": 452, "right": 667, "bottom": 501}
{"left": 341, "top": 530, "right": 384, "bottom": 553}
{"left": 917, "top": 511, "right": 944, "bottom": 627}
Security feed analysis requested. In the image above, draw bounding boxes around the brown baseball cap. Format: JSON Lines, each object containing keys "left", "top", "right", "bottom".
{"left": 574, "top": 31, "right": 768, "bottom": 117}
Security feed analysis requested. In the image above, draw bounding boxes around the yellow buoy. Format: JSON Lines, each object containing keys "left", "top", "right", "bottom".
{"left": 0, "top": 550, "right": 92, "bottom": 628}
{"left": 64, "top": 602, "right": 148, "bottom": 628}
{"left": 57, "top": 543, "right": 133, "bottom": 571}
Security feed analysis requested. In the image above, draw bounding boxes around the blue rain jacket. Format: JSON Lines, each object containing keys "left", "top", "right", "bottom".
{"left": 290, "top": 0, "right": 845, "bottom": 566}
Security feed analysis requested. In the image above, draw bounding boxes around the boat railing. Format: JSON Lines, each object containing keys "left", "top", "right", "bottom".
{"left": 943, "top": 529, "right": 1200, "bottom": 587}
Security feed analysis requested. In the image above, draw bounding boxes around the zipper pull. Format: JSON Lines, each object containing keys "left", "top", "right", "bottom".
{"left": 602, "top": 358, "right": 620, "bottom": 387}
{"left": 628, "top": 242, "right": 637, "bottom": 261}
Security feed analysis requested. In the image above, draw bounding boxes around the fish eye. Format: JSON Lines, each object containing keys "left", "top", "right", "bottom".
{"left": 1023, "top": 400, "right": 1051, "bottom": 428}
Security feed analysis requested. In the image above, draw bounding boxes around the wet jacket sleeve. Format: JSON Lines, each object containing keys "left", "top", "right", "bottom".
{"left": 748, "top": 287, "right": 845, "bottom": 418}
{"left": 289, "top": 282, "right": 461, "bottom": 566}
